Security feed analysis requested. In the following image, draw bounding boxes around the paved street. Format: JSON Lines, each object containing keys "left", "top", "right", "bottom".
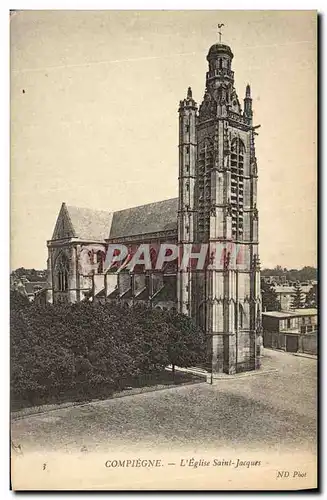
{"left": 11, "top": 349, "right": 317, "bottom": 455}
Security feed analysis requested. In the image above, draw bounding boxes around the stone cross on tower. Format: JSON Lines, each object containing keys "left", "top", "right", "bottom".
{"left": 217, "top": 23, "right": 225, "bottom": 43}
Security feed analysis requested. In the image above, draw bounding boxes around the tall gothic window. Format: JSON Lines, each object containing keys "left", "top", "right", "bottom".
{"left": 230, "top": 138, "right": 245, "bottom": 240}
{"left": 56, "top": 253, "right": 69, "bottom": 292}
{"left": 239, "top": 303, "right": 244, "bottom": 328}
{"left": 234, "top": 303, "right": 245, "bottom": 330}
{"left": 97, "top": 250, "right": 105, "bottom": 274}
{"left": 197, "top": 139, "right": 214, "bottom": 240}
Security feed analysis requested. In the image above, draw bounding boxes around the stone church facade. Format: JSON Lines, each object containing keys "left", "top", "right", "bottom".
{"left": 47, "top": 40, "right": 262, "bottom": 375}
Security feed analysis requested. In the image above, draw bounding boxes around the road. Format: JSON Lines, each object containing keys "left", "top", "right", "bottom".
{"left": 11, "top": 349, "right": 317, "bottom": 455}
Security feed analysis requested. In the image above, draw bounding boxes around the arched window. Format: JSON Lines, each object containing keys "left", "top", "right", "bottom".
{"left": 197, "top": 138, "right": 214, "bottom": 239}
{"left": 56, "top": 253, "right": 69, "bottom": 292}
{"left": 239, "top": 303, "right": 244, "bottom": 329}
{"left": 96, "top": 250, "right": 105, "bottom": 274}
{"left": 230, "top": 138, "right": 245, "bottom": 240}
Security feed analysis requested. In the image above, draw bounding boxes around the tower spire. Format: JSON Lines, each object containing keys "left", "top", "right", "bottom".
{"left": 244, "top": 83, "right": 253, "bottom": 122}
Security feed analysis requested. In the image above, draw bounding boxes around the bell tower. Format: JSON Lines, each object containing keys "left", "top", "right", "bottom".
{"left": 177, "top": 33, "right": 262, "bottom": 375}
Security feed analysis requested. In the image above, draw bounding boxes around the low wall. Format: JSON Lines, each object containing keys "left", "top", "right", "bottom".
{"left": 302, "top": 334, "right": 317, "bottom": 355}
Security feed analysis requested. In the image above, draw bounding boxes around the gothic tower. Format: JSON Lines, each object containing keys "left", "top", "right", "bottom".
{"left": 177, "top": 40, "right": 262, "bottom": 374}
{"left": 177, "top": 87, "right": 198, "bottom": 315}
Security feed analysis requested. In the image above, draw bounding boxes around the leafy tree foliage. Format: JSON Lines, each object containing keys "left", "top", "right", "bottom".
{"left": 11, "top": 267, "right": 47, "bottom": 281}
{"left": 261, "top": 280, "right": 281, "bottom": 312}
{"left": 164, "top": 310, "right": 207, "bottom": 372}
{"left": 11, "top": 300, "right": 206, "bottom": 408}
{"left": 10, "top": 290, "right": 30, "bottom": 311}
{"left": 261, "top": 266, "right": 317, "bottom": 283}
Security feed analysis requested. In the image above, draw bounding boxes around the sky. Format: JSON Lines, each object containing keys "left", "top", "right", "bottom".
{"left": 10, "top": 10, "right": 317, "bottom": 270}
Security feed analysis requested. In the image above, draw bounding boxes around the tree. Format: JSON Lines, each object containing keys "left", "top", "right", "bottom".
{"left": 261, "top": 266, "right": 317, "bottom": 283}
{"left": 10, "top": 289, "right": 30, "bottom": 311}
{"left": 305, "top": 284, "right": 317, "bottom": 308}
{"left": 291, "top": 283, "right": 304, "bottom": 309}
{"left": 261, "top": 280, "right": 280, "bottom": 311}
{"left": 11, "top": 267, "right": 47, "bottom": 281}
{"left": 164, "top": 311, "right": 207, "bottom": 376}
{"left": 11, "top": 297, "right": 211, "bottom": 409}
{"left": 274, "top": 265, "right": 284, "bottom": 275}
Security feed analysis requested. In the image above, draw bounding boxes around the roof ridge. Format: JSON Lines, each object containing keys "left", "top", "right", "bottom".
{"left": 109, "top": 197, "right": 178, "bottom": 215}
{"left": 65, "top": 197, "right": 178, "bottom": 215}
{"left": 53, "top": 197, "right": 178, "bottom": 242}
{"left": 65, "top": 204, "right": 113, "bottom": 214}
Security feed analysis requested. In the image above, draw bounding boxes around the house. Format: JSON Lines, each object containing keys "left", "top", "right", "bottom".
{"left": 262, "top": 308, "right": 317, "bottom": 355}
{"left": 273, "top": 284, "right": 313, "bottom": 310}
{"left": 11, "top": 278, "right": 48, "bottom": 302}
{"left": 262, "top": 275, "right": 287, "bottom": 285}
{"left": 24, "top": 281, "right": 48, "bottom": 302}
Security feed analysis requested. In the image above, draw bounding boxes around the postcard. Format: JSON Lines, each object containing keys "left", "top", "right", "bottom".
{"left": 10, "top": 9, "right": 317, "bottom": 491}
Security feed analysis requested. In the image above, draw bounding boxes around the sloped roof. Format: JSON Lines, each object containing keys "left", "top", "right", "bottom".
{"left": 262, "top": 311, "right": 298, "bottom": 319}
{"left": 52, "top": 198, "right": 178, "bottom": 243}
{"left": 66, "top": 205, "right": 113, "bottom": 241}
{"left": 109, "top": 198, "right": 178, "bottom": 239}
{"left": 262, "top": 308, "right": 318, "bottom": 319}
{"left": 293, "top": 308, "right": 317, "bottom": 316}
{"left": 274, "top": 285, "right": 313, "bottom": 294}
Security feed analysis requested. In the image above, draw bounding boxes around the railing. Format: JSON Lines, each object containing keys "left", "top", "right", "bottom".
{"left": 206, "top": 70, "right": 234, "bottom": 79}
{"left": 228, "top": 110, "right": 250, "bottom": 126}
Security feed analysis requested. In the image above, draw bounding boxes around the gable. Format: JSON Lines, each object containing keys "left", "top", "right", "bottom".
{"left": 66, "top": 205, "right": 113, "bottom": 241}
{"left": 51, "top": 203, "right": 113, "bottom": 242}
{"left": 51, "top": 203, "right": 76, "bottom": 240}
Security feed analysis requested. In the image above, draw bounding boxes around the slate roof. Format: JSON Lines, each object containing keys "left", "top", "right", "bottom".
{"left": 55, "top": 198, "right": 178, "bottom": 242}
{"left": 65, "top": 205, "right": 113, "bottom": 241}
{"left": 109, "top": 198, "right": 178, "bottom": 239}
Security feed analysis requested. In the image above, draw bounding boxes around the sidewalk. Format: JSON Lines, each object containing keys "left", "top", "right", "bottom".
{"left": 293, "top": 352, "right": 317, "bottom": 360}
{"left": 264, "top": 348, "right": 317, "bottom": 361}
{"left": 167, "top": 362, "right": 278, "bottom": 383}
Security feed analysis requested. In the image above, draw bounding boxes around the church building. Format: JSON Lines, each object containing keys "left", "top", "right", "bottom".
{"left": 47, "top": 38, "right": 262, "bottom": 375}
